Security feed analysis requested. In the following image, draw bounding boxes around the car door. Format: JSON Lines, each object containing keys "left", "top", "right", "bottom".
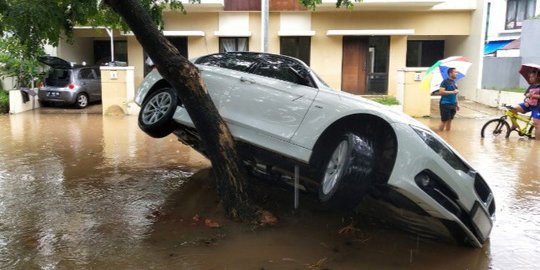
{"left": 225, "top": 55, "right": 318, "bottom": 142}
{"left": 77, "top": 68, "right": 99, "bottom": 101}
{"left": 196, "top": 53, "right": 260, "bottom": 114}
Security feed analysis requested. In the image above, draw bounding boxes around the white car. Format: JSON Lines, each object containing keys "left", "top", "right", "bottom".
{"left": 135, "top": 52, "right": 495, "bottom": 247}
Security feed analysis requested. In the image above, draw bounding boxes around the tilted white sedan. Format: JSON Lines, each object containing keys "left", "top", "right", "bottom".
{"left": 135, "top": 52, "right": 495, "bottom": 248}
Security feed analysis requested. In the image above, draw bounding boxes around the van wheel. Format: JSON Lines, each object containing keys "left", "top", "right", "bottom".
{"left": 75, "top": 93, "right": 89, "bottom": 108}
{"left": 138, "top": 87, "right": 178, "bottom": 138}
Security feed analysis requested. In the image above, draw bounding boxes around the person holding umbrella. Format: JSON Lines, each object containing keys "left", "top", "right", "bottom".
{"left": 438, "top": 67, "right": 460, "bottom": 132}
{"left": 510, "top": 64, "right": 540, "bottom": 139}
{"left": 420, "top": 56, "right": 471, "bottom": 131}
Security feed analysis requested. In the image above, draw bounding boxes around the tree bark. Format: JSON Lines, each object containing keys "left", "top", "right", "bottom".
{"left": 104, "top": 0, "right": 258, "bottom": 221}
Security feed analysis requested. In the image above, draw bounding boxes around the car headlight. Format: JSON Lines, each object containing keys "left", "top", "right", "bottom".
{"left": 410, "top": 125, "right": 470, "bottom": 173}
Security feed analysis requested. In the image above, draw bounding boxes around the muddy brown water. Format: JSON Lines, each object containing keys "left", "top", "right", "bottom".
{"left": 0, "top": 110, "right": 538, "bottom": 269}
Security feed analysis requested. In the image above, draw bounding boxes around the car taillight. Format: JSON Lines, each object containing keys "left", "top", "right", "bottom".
{"left": 68, "top": 84, "right": 75, "bottom": 90}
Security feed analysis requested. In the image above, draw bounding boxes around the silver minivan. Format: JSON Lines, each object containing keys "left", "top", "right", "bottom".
{"left": 38, "top": 56, "right": 102, "bottom": 108}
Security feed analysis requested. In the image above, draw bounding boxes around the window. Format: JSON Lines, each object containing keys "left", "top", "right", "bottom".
{"left": 406, "top": 40, "right": 445, "bottom": 67}
{"left": 93, "top": 68, "right": 101, "bottom": 79}
{"left": 506, "top": 0, "right": 536, "bottom": 30}
{"left": 94, "top": 40, "right": 127, "bottom": 65}
{"left": 252, "top": 56, "right": 312, "bottom": 86}
{"left": 78, "top": 69, "right": 95, "bottom": 79}
{"left": 280, "top": 36, "right": 311, "bottom": 66}
{"left": 219, "top": 37, "right": 249, "bottom": 52}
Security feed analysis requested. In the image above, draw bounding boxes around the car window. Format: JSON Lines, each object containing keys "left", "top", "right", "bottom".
{"left": 93, "top": 68, "right": 101, "bottom": 79}
{"left": 195, "top": 53, "right": 258, "bottom": 72}
{"left": 78, "top": 68, "right": 95, "bottom": 79}
{"left": 45, "top": 69, "right": 71, "bottom": 87}
{"left": 252, "top": 56, "right": 313, "bottom": 86}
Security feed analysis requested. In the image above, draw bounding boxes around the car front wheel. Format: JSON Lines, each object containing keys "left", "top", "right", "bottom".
{"left": 318, "top": 133, "right": 375, "bottom": 206}
{"left": 138, "top": 87, "right": 178, "bottom": 138}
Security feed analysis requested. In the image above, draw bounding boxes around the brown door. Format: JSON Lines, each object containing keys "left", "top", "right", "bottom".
{"left": 342, "top": 36, "right": 368, "bottom": 95}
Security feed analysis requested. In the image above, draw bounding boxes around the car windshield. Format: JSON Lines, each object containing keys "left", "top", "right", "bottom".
{"left": 45, "top": 69, "right": 71, "bottom": 87}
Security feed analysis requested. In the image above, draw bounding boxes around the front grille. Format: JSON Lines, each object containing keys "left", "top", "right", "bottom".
{"left": 474, "top": 174, "right": 496, "bottom": 215}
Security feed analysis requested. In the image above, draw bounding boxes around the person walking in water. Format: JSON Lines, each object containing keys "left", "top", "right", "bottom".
{"left": 438, "top": 67, "right": 459, "bottom": 131}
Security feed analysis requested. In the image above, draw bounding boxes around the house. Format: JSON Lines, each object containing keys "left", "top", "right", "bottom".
{"left": 482, "top": 0, "right": 539, "bottom": 91}
{"left": 54, "top": 0, "right": 485, "bottom": 102}
{"left": 484, "top": 0, "right": 538, "bottom": 56}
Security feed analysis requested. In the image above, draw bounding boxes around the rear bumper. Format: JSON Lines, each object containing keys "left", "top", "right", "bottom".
{"left": 38, "top": 89, "right": 77, "bottom": 104}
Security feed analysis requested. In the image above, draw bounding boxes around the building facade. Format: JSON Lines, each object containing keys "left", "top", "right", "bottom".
{"left": 484, "top": 0, "right": 538, "bottom": 56}
{"left": 56, "top": 0, "right": 486, "bottom": 100}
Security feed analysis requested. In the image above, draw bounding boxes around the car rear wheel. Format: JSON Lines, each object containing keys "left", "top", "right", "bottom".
{"left": 138, "top": 87, "right": 178, "bottom": 138}
{"left": 75, "top": 93, "right": 89, "bottom": 109}
{"left": 318, "top": 132, "right": 375, "bottom": 206}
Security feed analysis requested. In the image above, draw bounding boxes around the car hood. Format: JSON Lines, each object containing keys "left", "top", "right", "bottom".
{"left": 321, "top": 87, "right": 422, "bottom": 127}
{"left": 38, "top": 56, "right": 73, "bottom": 69}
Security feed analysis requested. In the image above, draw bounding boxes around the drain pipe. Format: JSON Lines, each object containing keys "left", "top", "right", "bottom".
{"left": 261, "top": 0, "right": 268, "bottom": 52}
{"left": 105, "top": 27, "right": 115, "bottom": 64}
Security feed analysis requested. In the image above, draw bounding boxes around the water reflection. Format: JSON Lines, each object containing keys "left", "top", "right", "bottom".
{"left": 419, "top": 118, "right": 540, "bottom": 270}
{"left": 0, "top": 113, "right": 538, "bottom": 269}
{"left": 0, "top": 111, "right": 208, "bottom": 269}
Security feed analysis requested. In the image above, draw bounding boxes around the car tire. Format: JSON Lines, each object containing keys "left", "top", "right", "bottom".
{"left": 318, "top": 132, "right": 375, "bottom": 206}
{"left": 39, "top": 100, "right": 49, "bottom": 107}
{"left": 75, "top": 93, "right": 89, "bottom": 109}
{"left": 138, "top": 87, "right": 178, "bottom": 138}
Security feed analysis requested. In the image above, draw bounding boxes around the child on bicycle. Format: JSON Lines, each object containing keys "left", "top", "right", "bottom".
{"left": 511, "top": 70, "right": 540, "bottom": 139}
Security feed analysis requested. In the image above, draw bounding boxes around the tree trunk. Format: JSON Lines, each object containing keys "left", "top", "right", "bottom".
{"left": 105, "top": 0, "right": 258, "bottom": 221}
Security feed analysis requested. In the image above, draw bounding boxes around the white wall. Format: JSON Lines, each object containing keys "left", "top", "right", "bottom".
{"left": 444, "top": 1, "right": 487, "bottom": 100}
{"left": 57, "top": 37, "right": 94, "bottom": 64}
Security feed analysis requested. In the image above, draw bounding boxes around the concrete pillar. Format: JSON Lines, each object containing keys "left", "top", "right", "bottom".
{"left": 100, "top": 66, "right": 139, "bottom": 116}
{"left": 9, "top": 89, "right": 40, "bottom": 114}
{"left": 399, "top": 68, "right": 431, "bottom": 117}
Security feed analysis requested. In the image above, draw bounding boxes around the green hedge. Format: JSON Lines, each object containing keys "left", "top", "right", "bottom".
{"left": 371, "top": 96, "right": 400, "bottom": 105}
{"left": 0, "top": 89, "right": 9, "bottom": 114}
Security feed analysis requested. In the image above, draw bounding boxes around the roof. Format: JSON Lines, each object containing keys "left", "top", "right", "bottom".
{"left": 484, "top": 40, "right": 513, "bottom": 54}
{"left": 501, "top": 38, "right": 521, "bottom": 50}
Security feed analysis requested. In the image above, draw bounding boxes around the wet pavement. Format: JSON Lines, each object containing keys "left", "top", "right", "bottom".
{"left": 0, "top": 103, "right": 539, "bottom": 269}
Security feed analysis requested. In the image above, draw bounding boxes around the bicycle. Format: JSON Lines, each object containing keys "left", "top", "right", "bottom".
{"left": 481, "top": 104, "right": 536, "bottom": 139}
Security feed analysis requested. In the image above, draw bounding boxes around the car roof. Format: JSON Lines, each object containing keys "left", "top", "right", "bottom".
{"left": 196, "top": 52, "right": 308, "bottom": 65}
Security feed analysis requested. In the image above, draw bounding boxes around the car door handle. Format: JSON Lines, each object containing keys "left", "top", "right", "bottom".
{"left": 239, "top": 77, "right": 256, "bottom": 84}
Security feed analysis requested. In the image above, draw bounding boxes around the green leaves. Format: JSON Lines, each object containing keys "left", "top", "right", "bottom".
{"left": 0, "top": 35, "right": 44, "bottom": 88}
{"left": 0, "top": 0, "right": 195, "bottom": 88}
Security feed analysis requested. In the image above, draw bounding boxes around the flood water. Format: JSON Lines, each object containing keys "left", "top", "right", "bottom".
{"left": 0, "top": 109, "right": 538, "bottom": 269}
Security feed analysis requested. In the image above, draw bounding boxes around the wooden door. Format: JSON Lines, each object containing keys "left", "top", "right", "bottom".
{"left": 342, "top": 37, "right": 368, "bottom": 95}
